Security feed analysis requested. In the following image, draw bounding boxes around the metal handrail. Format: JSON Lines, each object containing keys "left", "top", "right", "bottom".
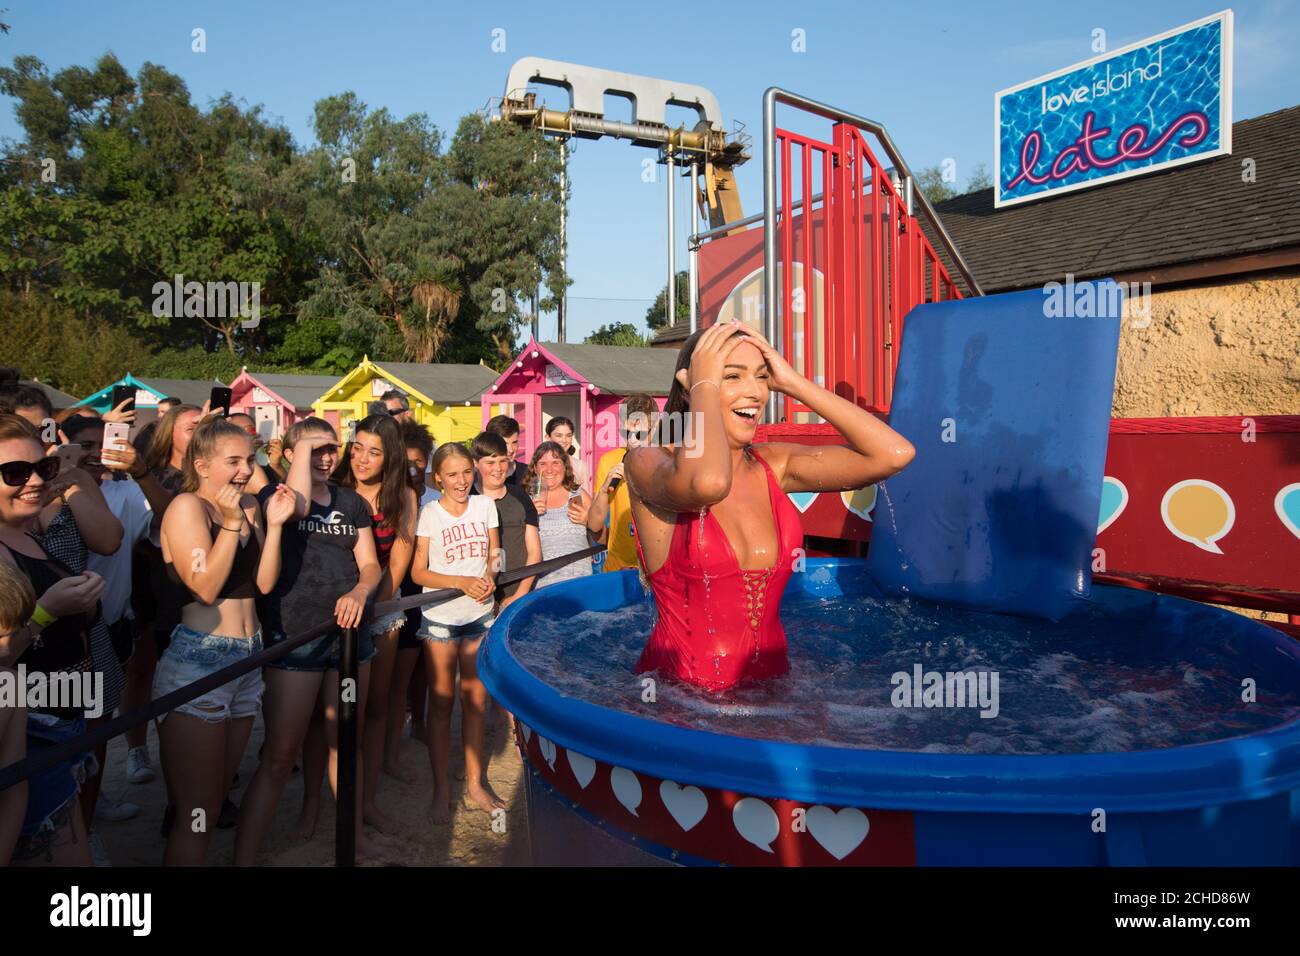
{"left": 760, "top": 87, "right": 984, "bottom": 420}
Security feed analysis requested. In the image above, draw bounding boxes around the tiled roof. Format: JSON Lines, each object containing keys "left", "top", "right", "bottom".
{"left": 21, "top": 380, "right": 81, "bottom": 409}
{"left": 539, "top": 342, "right": 679, "bottom": 395}
{"left": 372, "top": 363, "right": 497, "bottom": 404}
{"left": 244, "top": 373, "right": 340, "bottom": 411}
{"left": 137, "top": 377, "right": 226, "bottom": 406}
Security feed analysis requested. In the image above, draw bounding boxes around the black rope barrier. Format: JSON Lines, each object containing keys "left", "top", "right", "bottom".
{"left": 0, "top": 543, "right": 606, "bottom": 797}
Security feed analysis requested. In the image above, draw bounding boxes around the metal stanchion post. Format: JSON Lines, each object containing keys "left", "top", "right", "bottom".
{"left": 336, "top": 625, "right": 358, "bottom": 867}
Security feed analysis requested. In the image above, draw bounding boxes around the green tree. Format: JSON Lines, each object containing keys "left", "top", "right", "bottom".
{"left": 584, "top": 322, "right": 646, "bottom": 347}
{"left": 297, "top": 100, "right": 566, "bottom": 367}
{"left": 0, "top": 290, "right": 152, "bottom": 396}
{"left": 0, "top": 54, "right": 311, "bottom": 357}
{"left": 915, "top": 165, "right": 955, "bottom": 204}
{"left": 645, "top": 270, "right": 689, "bottom": 331}
{"left": 916, "top": 162, "right": 994, "bottom": 204}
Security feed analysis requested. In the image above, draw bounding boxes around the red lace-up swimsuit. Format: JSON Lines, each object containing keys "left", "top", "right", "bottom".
{"left": 633, "top": 448, "right": 804, "bottom": 692}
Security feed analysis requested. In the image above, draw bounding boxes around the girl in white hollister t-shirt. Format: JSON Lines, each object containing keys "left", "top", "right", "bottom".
{"left": 411, "top": 442, "right": 503, "bottom": 822}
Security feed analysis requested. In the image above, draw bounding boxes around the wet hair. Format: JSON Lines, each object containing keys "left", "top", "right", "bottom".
{"left": 658, "top": 329, "right": 705, "bottom": 446}
{"left": 334, "top": 414, "right": 410, "bottom": 540}
{"left": 470, "top": 431, "right": 508, "bottom": 460}
{"left": 380, "top": 390, "right": 409, "bottom": 410}
{"left": 0, "top": 383, "right": 53, "bottom": 419}
{"left": 145, "top": 404, "right": 201, "bottom": 473}
{"left": 399, "top": 419, "right": 433, "bottom": 458}
{"left": 61, "top": 415, "right": 105, "bottom": 442}
{"left": 181, "top": 418, "right": 253, "bottom": 493}
{"left": 485, "top": 414, "right": 520, "bottom": 440}
{"left": 282, "top": 416, "right": 336, "bottom": 450}
{"left": 545, "top": 416, "right": 575, "bottom": 439}
{"left": 0, "top": 560, "right": 36, "bottom": 634}
{"left": 525, "top": 440, "right": 578, "bottom": 492}
{"left": 429, "top": 441, "right": 474, "bottom": 490}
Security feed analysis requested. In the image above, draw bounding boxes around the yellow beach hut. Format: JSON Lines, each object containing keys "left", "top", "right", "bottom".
{"left": 312, "top": 356, "right": 498, "bottom": 445}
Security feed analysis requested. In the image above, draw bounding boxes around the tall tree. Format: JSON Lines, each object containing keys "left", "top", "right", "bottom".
{"left": 644, "top": 270, "right": 689, "bottom": 332}
{"left": 0, "top": 54, "right": 309, "bottom": 357}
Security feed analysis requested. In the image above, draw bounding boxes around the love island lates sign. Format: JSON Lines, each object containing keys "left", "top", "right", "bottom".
{"left": 995, "top": 10, "right": 1232, "bottom": 208}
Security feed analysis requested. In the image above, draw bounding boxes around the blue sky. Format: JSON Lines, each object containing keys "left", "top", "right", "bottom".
{"left": 3, "top": 1, "right": 1296, "bottom": 345}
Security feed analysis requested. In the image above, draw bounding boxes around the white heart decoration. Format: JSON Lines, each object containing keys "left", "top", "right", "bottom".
{"left": 610, "top": 766, "right": 642, "bottom": 817}
{"left": 659, "top": 780, "right": 708, "bottom": 832}
{"left": 538, "top": 736, "right": 557, "bottom": 769}
{"left": 732, "top": 797, "right": 779, "bottom": 853}
{"left": 520, "top": 722, "right": 532, "bottom": 743}
{"left": 566, "top": 749, "right": 596, "bottom": 789}
{"left": 805, "top": 805, "right": 869, "bottom": 861}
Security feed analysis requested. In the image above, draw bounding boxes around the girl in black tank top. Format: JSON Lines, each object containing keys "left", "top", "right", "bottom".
{"left": 163, "top": 518, "right": 261, "bottom": 603}
{"left": 151, "top": 419, "right": 294, "bottom": 866}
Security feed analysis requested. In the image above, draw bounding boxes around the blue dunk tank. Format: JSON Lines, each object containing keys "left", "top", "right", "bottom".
{"left": 480, "top": 285, "right": 1300, "bottom": 866}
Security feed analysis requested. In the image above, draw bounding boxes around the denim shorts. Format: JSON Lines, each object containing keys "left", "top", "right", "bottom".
{"left": 153, "top": 625, "right": 265, "bottom": 723}
{"left": 417, "top": 615, "right": 494, "bottom": 644}
{"left": 17, "top": 712, "right": 98, "bottom": 845}
{"left": 366, "top": 610, "right": 406, "bottom": 639}
{"left": 266, "top": 626, "right": 377, "bottom": 672}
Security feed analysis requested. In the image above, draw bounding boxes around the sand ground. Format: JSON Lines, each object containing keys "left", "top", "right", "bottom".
{"left": 93, "top": 702, "right": 531, "bottom": 867}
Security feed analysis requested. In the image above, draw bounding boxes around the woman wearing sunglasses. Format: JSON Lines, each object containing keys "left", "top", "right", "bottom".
{"left": 0, "top": 414, "right": 108, "bottom": 866}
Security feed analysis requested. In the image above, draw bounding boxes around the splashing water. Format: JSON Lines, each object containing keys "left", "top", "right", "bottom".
{"left": 508, "top": 587, "right": 1300, "bottom": 755}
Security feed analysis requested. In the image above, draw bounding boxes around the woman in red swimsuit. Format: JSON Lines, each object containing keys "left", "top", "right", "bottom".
{"left": 626, "top": 321, "right": 915, "bottom": 691}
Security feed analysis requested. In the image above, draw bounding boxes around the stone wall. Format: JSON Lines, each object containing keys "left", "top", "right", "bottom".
{"left": 1113, "top": 269, "right": 1300, "bottom": 417}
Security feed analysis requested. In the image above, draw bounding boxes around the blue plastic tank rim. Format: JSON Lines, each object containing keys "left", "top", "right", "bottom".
{"left": 480, "top": 560, "right": 1300, "bottom": 815}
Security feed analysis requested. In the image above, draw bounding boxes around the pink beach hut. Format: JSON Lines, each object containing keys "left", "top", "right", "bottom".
{"left": 227, "top": 369, "right": 342, "bottom": 441}
{"left": 482, "top": 340, "right": 676, "bottom": 480}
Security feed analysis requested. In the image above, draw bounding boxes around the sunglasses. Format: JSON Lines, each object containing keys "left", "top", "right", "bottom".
{"left": 1, "top": 457, "right": 61, "bottom": 487}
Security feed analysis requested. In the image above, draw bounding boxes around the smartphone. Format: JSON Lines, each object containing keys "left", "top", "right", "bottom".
{"left": 209, "top": 386, "right": 233, "bottom": 417}
{"left": 103, "top": 421, "right": 130, "bottom": 454}
{"left": 110, "top": 384, "right": 135, "bottom": 416}
{"left": 608, "top": 476, "right": 622, "bottom": 490}
{"left": 53, "top": 443, "right": 84, "bottom": 473}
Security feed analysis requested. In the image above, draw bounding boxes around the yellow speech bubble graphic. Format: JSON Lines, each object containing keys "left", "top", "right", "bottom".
{"left": 841, "top": 485, "right": 878, "bottom": 522}
{"left": 1160, "top": 479, "right": 1235, "bottom": 554}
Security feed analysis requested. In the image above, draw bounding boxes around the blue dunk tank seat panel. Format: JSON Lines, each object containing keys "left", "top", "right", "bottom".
{"left": 867, "top": 282, "right": 1123, "bottom": 621}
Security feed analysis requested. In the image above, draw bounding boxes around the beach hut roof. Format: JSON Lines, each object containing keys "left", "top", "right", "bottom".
{"left": 367, "top": 362, "right": 497, "bottom": 404}
{"left": 237, "top": 371, "right": 341, "bottom": 412}
{"left": 21, "top": 380, "right": 81, "bottom": 411}
{"left": 515, "top": 342, "right": 678, "bottom": 395}
{"left": 136, "top": 377, "right": 227, "bottom": 407}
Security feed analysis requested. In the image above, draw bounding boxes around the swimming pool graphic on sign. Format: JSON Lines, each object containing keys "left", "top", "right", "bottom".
{"left": 995, "top": 10, "right": 1232, "bottom": 206}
